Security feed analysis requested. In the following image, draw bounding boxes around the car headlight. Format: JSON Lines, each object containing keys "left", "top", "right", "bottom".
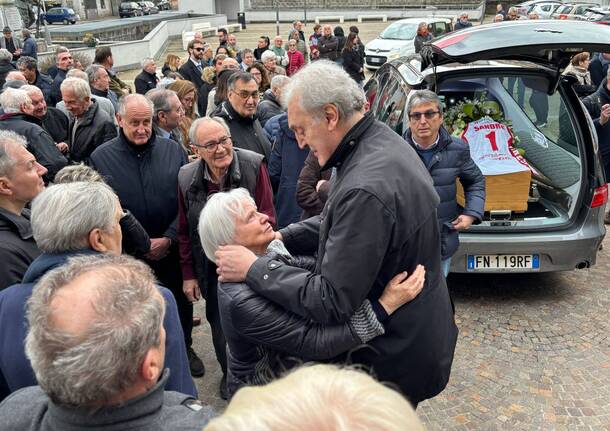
{"left": 387, "top": 51, "right": 401, "bottom": 60}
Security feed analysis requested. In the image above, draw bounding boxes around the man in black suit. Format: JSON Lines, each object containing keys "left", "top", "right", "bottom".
{"left": 178, "top": 40, "right": 206, "bottom": 91}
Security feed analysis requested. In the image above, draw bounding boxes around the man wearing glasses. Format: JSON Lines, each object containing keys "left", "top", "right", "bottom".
{"left": 179, "top": 39, "right": 208, "bottom": 91}
{"left": 216, "top": 71, "right": 272, "bottom": 159}
{"left": 177, "top": 116, "right": 275, "bottom": 399}
{"left": 402, "top": 90, "right": 485, "bottom": 277}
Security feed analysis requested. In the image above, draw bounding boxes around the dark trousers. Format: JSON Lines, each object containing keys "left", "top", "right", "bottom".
{"left": 203, "top": 261, "right": 228, "bottom": 376}
{"left": 507, "top": 77, "right": 525, "bottom": 107}
{"left": 530, "top": 90, "right": 549, "bottom": 123}
{"left": 147, "top": 247, "right": 193, "bottom": 348}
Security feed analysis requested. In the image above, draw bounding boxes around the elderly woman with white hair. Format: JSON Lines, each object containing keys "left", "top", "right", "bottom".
{"left": 198, "top": 187, "right": 426, "bottom": 398}
{"left": 260, "top": 50, "right": 286, "bottom": 80}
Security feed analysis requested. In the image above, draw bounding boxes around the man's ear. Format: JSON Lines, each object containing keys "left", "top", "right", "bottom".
{"left": 323, "top": 103, "right": 340, "bottom": 131}
{"left": 88, "top": 228, "right": 108, "bottom": 253}
{"left": 140, "top": 348, "right": 162, "bottom": 384}
{"left": 0, "top": 177, "right": 12, "bottom": 197}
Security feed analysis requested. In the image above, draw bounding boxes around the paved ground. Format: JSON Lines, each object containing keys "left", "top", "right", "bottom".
{"left": 191, "top": 233, "right": 610, "bottom": 429}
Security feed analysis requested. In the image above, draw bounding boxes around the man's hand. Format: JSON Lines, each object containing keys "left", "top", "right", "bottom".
{"left": 452, "top": 214, "right": 476, "bottom": 231}
{"left": 183, "top": 279, "right": 201, "bottom": 302}
{"left": 146, "top": 237, "right": 171, "bottom": 261}
{"left": 599, "top": 104, "right": 610, "bottom": 126}
{"left": 215, "top": 245, "right": 257, "bottom": 283}
{"left": 316, "top": 179, "right": 327, "bottom": 192}
{"left": 378, "top": 265, "right": 426, "bottom": 315}
{"left": 55, "top": 142, "right": 69, "bottom": 153}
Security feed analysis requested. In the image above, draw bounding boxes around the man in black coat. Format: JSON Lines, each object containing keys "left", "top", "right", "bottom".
{"left": 49, "top": 49, "right": 73, "bottom": 107}
{"left": 0, "top": 130, "right": 45, "bottom": 290}
{"left": 90, "top": 94, "right": 205, "bottom": 379}
{"left": 60, "top": 77, "right": 117, "bottom": 163}
{"left": 256, "top": 75, "right": 289, "bottom": 127}
{"left": 317, "top": 24, "right": 339, "bottom": 61}
{"left": 402, "top": 90, "right": 485, "bottom": 276}
{"left": 16, "top": 57, "right": 53, "bottom": 106}
{"left": 23, "top": 85, "right": 69, "bottom": 155}
{"left": 0, "top": 48, "right": 15, "bottom": 89}
{"left": 134, "top": 57, "right": 159, "bottom": 95}
{"left": 0, "top": 88, "right": 67, "bottom": 181}
{"left": 215, "top": 61, "right": 458, "bottom": 407}
{"left": 215, "top": 71, "right": 272, "bottom": 159}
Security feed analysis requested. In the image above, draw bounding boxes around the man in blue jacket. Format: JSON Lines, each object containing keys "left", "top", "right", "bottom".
{"left": 403, "top": 90, "right": 485, "bottom": 276}
{"left": 0, "top": 182, "right": 196, "bottom": 402}
{"left": 90, "top": 94, "right": 205, "bottom": 379}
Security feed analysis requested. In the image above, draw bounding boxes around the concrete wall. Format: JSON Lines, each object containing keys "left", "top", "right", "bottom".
{"left": 178, "top": 0, "right": 215, "bottom": 14}
{"left": 38, "top": 14, "right": 228, "bottom": 70}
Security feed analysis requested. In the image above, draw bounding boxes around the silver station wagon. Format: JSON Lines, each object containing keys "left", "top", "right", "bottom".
{"left": 365, "top": 20, "right": 608, "bottom": 273}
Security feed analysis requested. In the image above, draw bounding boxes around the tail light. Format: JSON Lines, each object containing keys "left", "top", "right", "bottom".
{"left": 594, "top": 21, "right": 610, "bottom": 25}
{"left": 591, "top": 184, "right": 608, "bottom": 208}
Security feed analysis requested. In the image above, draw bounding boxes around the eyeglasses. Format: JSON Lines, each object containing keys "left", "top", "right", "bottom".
{"left": 408, "top": 110, "right": 440, "bottom": 121}
{"left": 193, "top": 47, "right": 205, "bottom": 52}
{"left": 192, "top": 135, "right": 232, "bottom": 152}
{"left": 250, "top": 70, "right": 262, "bottom": 76}
{"left": 233, "top": 90, "right": 260, "bottom": 100}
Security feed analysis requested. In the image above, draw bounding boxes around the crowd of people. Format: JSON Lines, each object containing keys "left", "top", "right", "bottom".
{"left": 0, "top": 8, "right": 607, "bottom": 429}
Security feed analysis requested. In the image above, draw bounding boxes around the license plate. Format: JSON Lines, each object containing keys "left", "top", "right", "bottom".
{"left": 467, "top": 254, "right": 539, "bottom": 271}
{"left": 368, "top": 57, "right": 381, "bottom": 63}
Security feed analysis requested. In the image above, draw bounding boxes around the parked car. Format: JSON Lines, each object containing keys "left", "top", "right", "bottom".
{"left": 364, "top": 17, "right": 452, "bottom": 70}
{"left": 551, "top": 2, "right": 599, "bottom": 19}
{"left": 515, "top": 0, "right": 563, "bottom": 17}
{"left": 42, "top": 7, "right": 79, "bottom": 25}
{"left": 581, "top": 7, "right": 610, "bottom": 24}
{"left": 155, "top": 0, "right": 170, "bottom": 10}
{"left": 137, "top": 1, "right": 159, "bottom": 14}
{"left": 119, "top": 2, "right": 143, "bottom": 18}
{"left": 364, "top": 20, "right": 608, "bottom": 273}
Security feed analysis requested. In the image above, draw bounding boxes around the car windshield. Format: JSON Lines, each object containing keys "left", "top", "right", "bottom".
{"left": 380, "top": 23, "right": 418, "bottom": 40}
{"left": 67, "top": 8, "right": 74, "bottom": 13}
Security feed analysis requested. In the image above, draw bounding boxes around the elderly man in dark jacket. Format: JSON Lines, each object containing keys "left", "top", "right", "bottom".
{"left": 0, "top": 131, "right": 45, "bottom": 291}
{"left": 16, "top": 57, "right": 52, "bottom": 105}
{"left": 215, "top": 61, "right": 458, "bottom": 407}
{"left": 60, "top": 77, "right": 116, "bottom": 163}
{"left": 22, "top": 85, "right": 69, "bottom": 152}
{"left": 403, "top": 89, "right": 485, "bottom": 276}
{"left": 257, "top": 75, "right": 289, "bottom": 127}
{"left": 0, "top": 88, "right": 67, "bottom": 181}
{"left": 0, "top": 182, "right": 197, "bottom": 403}
{"left": 317, "top": 24, "right": 339, "bottom": 61}
{"left": 216, "top": 71, "right": 272, "bottom": 159}
{"left": 134, "top": 57, "right": 159, "bottom": 95}
{"left": 90, "top": 94, "right": 205, "bottom": 381}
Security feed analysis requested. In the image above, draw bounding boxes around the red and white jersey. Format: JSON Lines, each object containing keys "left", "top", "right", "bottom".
{"left": 460, "top": 117, "right": 530, "bottom": 175}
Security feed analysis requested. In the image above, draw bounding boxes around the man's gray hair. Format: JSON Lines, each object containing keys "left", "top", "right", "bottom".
{"left": 0, "top": 48, "right": 12, "bottom": 63}
{"left": 22, "top": 84, "right": 43, "bottom": 98}
{"left": 66, "top": 69, "right": 89, "bottom": 81}
{"left": 141, "top": 57, "right": 155, "bottom": 69}
{"left": 0, "top": 87, "right": 31, "bottom": 113}
{"left": 198, "top": 188, "right": 254, "bottom": 263}
{"left": 189, "top": 116, "right": 231, "bottom": 146}
{"left": 22, "top": 28, "right": 31, "bottom": 38}
{"left": 270, "top": 75, "right": 290, "bottom": 93}
{"left": 31, "top": 182, "right": 118, "bottom": 253}
{"left": 25, "top": 254, "right": 164, "bottom": 407}
{"left": 407, "top": 89, "right": 443, "bottom": 116}
{"left": 117, "top": 93, "right": 154, "bottom": 118}
{"left": 147, "top": 88, "right": 177, "bottom": 122}
{"left": 85, "top": 64, "right": 106, "bottom": 84}
{"left": 0, "top": 130, "right": 27, "bottom": 177}
{"left": 283, "top": 60, "right": 365, "bottom": 121}
{"left": 261, "top": 50, "right": 276, "bottom": 63}
{"left": 16, "top": 56, "right": 37, "bottom": 71}
{"left": 60, "top": 77, "right": 91, "bottom": 100}
{"left": 54, "top": 163, "right": 105, "bottom": 184}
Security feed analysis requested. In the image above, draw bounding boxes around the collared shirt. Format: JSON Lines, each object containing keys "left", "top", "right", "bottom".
{"left": 156, "top": 126, "right": 171, "bottom": 140}
{"left": 412, "top": 134, "right": 440, "bottom": 166}
{"left": 190, "top": 57, "right": 202, "bottom": 71}
{"left": 412, "top": 134, "right": 440, "bottom": 150}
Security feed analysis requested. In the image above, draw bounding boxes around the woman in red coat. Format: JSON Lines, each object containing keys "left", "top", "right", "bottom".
{"left": 286, "top": 40, "right": 305, "bottom": 76}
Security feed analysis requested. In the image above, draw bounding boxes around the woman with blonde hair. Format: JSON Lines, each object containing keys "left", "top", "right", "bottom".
{"left": 162, "top": 53, "right": 182, "bottom": 77}
{"left": 167, "top": 80, "right": 198, "bottom": 149}
{"left": 204, "top": 364, "right": 425, "bottom": 431}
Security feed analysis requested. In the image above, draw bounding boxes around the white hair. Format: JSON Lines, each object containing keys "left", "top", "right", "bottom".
{"left": 270, "top": 75, "right": 290, "bottom": 92}
{"left": 198, "top": 188, "right": 254, "bottom": 263}
{"left": 0, "top": 48, "right": 12, "bottom": 62}
{"left": 141, "top": 57, "right": 155, "bottom": 69}
{"left": 204, "top": 364, "right": 425, "bottom": 431}
{"left": 25, "top": 254, "right": 163, "bottom": 407}
{"left": 31, "top": 182, "right": 118, "bottom": 253}
{"left": 21, "top": 84, "right": 43, "bottom": 98}
{"left": 66, "top": 69, "right": 88, "bottom": 81}
{"left": 0, "top": 87, "right": 31, "bottom": 113}
{"left": 189, "top": 116, "right": 231, "bottom": 146}
{"left": 61, "top": 76, "right": 91, "bottom": 101}
{"left": 283, "top": 60, "right": 365, "bottom": 121}
{"left": 261, "top": 50, "right": 276, "bottom": 63}
{"left": 0, "top": 130, "right": 27, "bottom": 177}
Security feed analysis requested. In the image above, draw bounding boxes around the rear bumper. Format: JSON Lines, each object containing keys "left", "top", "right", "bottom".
{"left": 451, "top": 214, "right": 606, "bottom": 273}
